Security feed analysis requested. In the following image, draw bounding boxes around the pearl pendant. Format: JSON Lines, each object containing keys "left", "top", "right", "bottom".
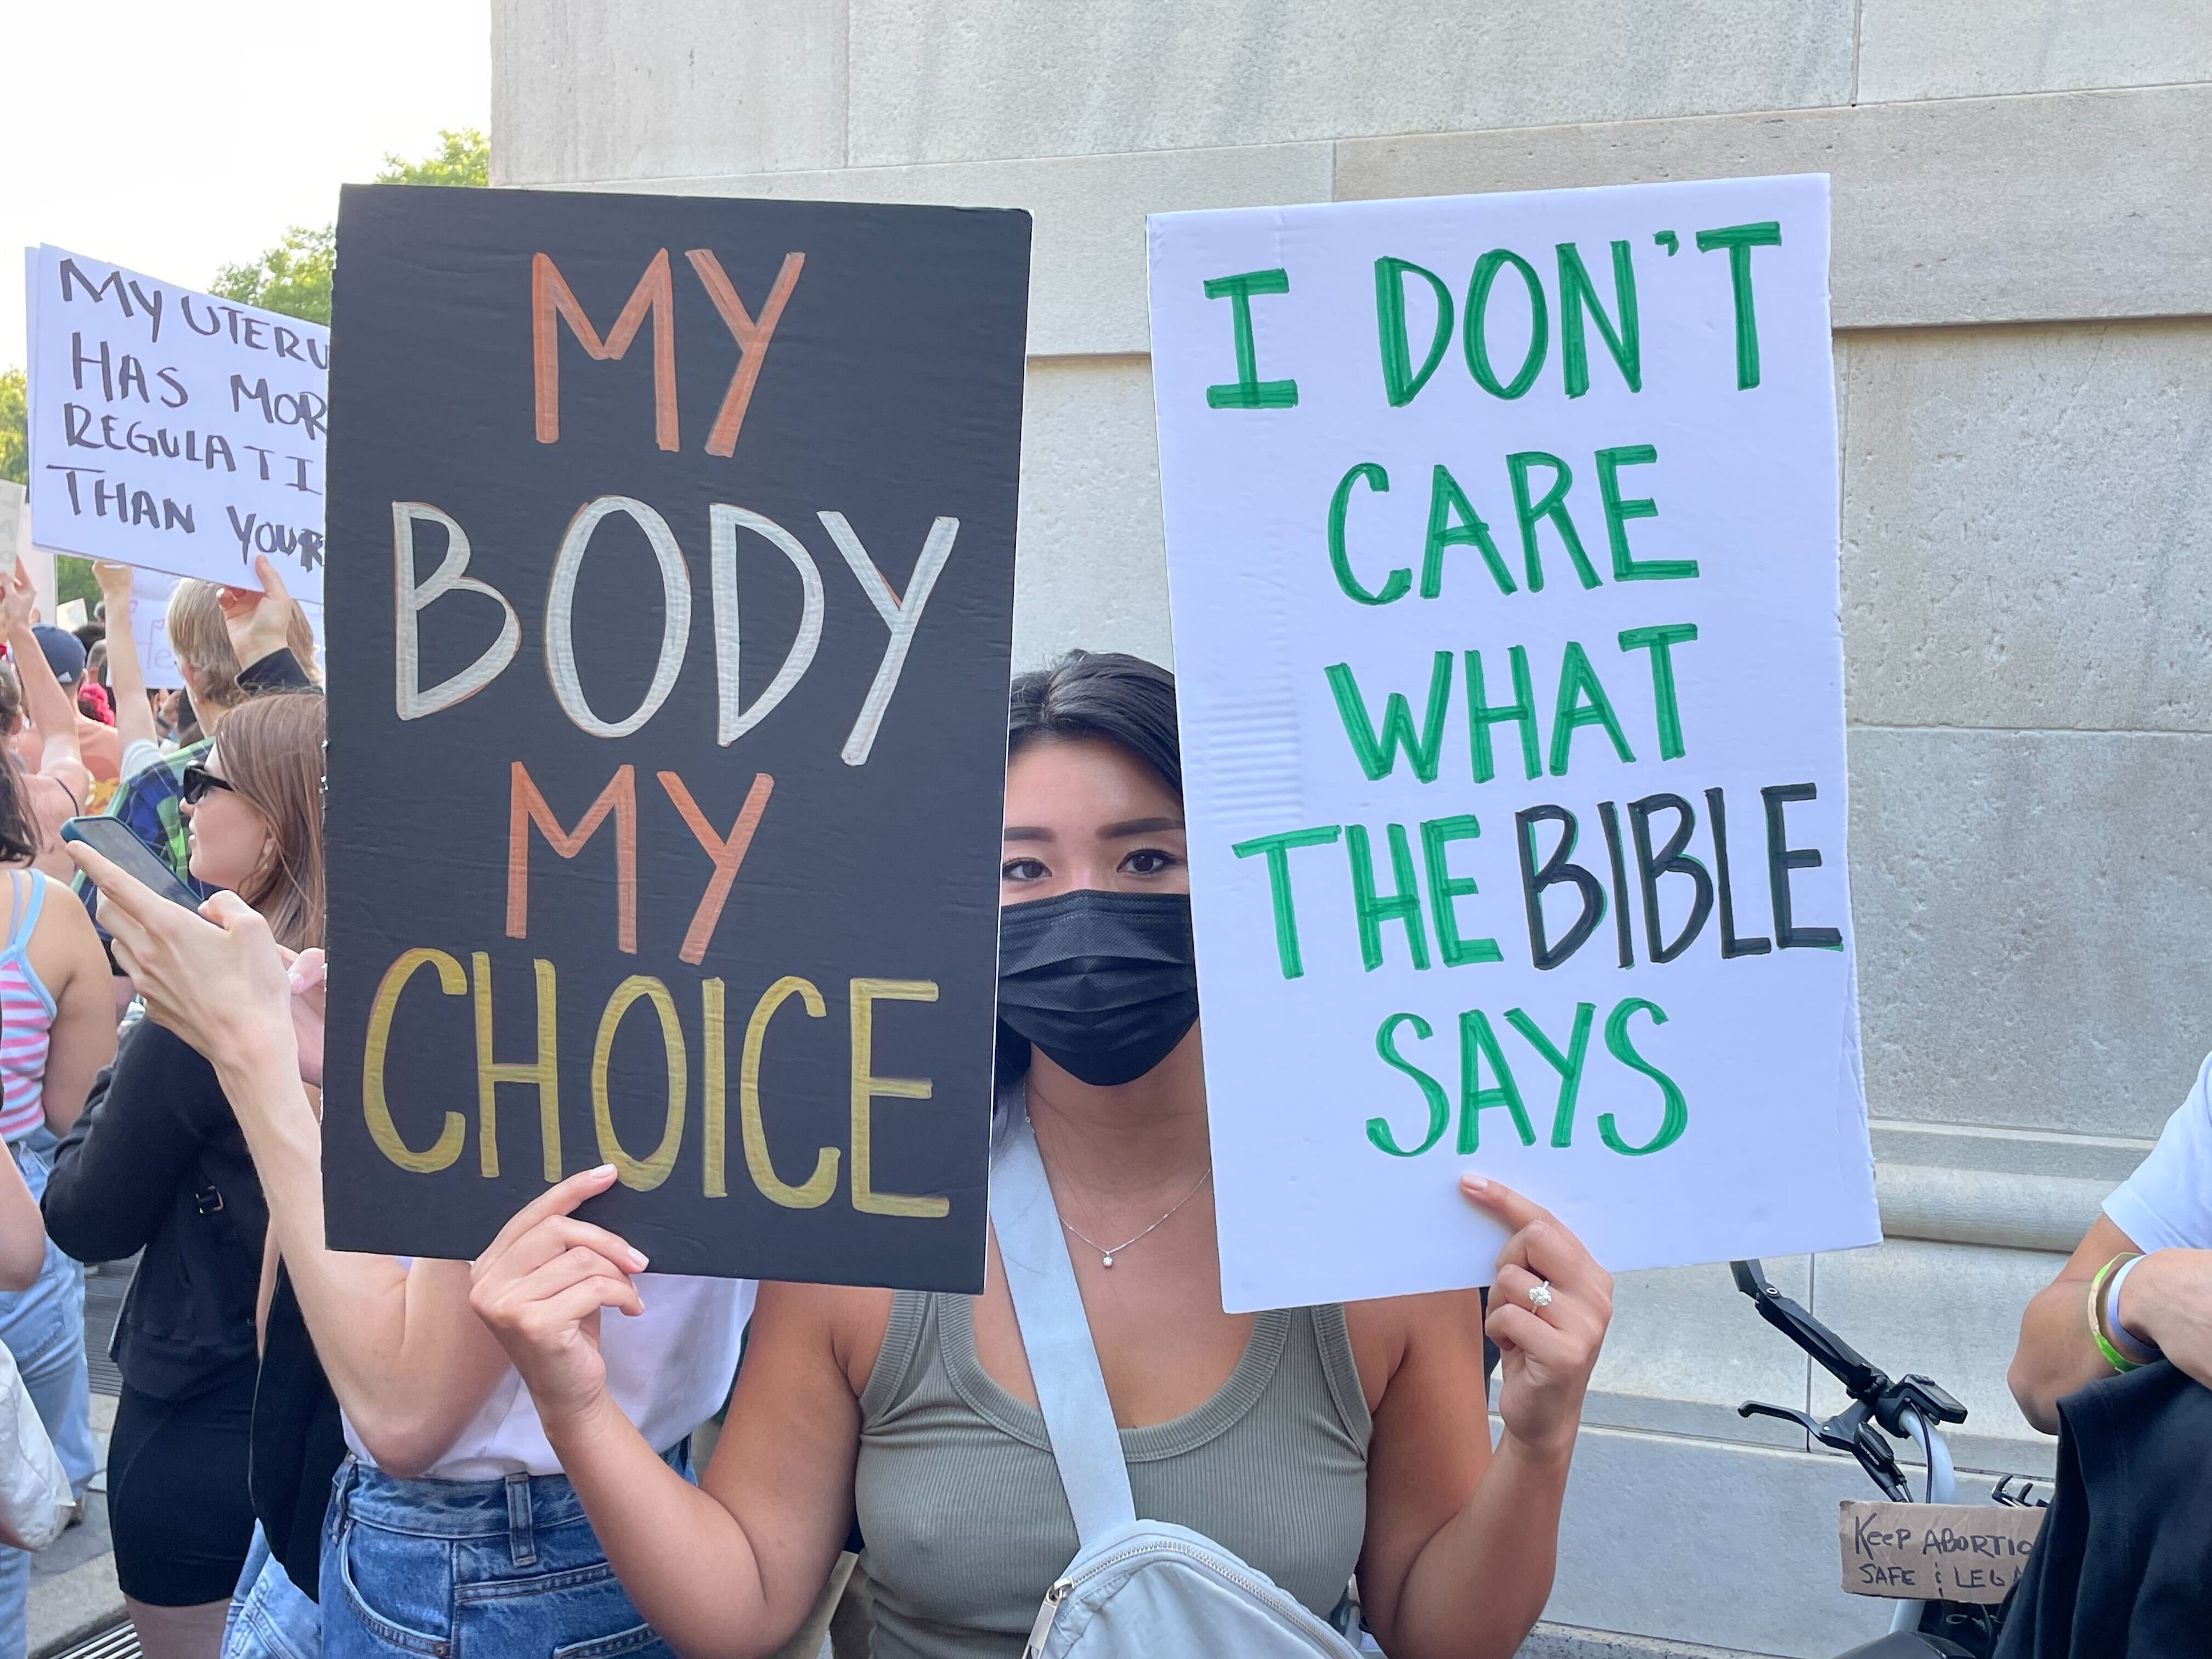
{"left": 1101, "top": 1255, "right": 1114, "bottom": 1268}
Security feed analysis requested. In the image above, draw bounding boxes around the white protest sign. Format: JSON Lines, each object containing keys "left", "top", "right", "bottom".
{"left": 132, "top": 569, "right": 181, "bottom": 687}
{"left": 24, "top": 245, "right": 326, "bottom": 601}
{"left": 1149, "top": 174, "right": 1878, "bottom": 1312}
{"left": 124, "top": 569, "right": 322, "bottom": 691}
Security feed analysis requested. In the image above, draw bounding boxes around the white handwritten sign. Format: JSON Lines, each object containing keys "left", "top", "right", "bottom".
{"left": 131, "top": 569, "right": 180, "bottom": 687}
{"left": 1149, "top": 175, "right": 1878, "bottom": 1311}
{"left": 24, "top": 246, "right": 326, "bottom": 601}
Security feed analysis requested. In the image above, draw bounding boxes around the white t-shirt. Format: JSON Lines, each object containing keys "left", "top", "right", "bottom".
{"left": 119, "top": 738, "right": 163, "bottom": 782}
{"left": 344, "top": 1273, "right": 755, "bottom": 1482}
{"left": 2103, "top": 1052, "right": 2212, "bottom": 1254}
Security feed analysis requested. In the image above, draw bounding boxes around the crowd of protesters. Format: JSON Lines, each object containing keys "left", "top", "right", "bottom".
{"left": 0, "top": 563, "right": 2195, "bottom": 1659}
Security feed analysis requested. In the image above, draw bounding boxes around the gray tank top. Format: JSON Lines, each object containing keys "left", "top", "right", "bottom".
{"left": 854, "top": 1288, "right": 1373, "bottom": 1659}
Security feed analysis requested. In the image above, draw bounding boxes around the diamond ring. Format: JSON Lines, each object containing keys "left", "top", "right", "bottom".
{"left": 1527, "top": 1279, "right": 1555, "bottom": 1310}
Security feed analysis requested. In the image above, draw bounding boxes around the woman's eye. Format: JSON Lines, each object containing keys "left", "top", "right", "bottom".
{"left": 1002, "top": 857, "right": 1049, "bottom": 883}
{"left": 1121, "top": 848, "right": 1180, "bottom": 876}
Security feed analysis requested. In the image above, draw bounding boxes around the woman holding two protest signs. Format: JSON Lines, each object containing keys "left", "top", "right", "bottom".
{"left": 79, "top": 650, "right": 1611, "bottom": 1659}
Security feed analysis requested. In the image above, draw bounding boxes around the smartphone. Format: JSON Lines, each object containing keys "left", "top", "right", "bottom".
{"left": 60, "top": 817, "right": 202, "bottom": 911}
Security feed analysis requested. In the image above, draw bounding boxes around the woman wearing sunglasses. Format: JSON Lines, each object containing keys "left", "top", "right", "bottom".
{"left": 44, "top": 692, "right": 325, "bottom": 1659}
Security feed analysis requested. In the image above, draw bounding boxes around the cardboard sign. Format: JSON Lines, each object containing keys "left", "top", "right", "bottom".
{"left": 1839, "top": 1502, "right": 2043, "bottom": 1605}
{"left": 319, "top": 186, "right": 1029, "bottom": 1286}
{"left": 24, "top": 246, "right": 327, "bottom": 600}
{"left": 1148, "top": 175, "right": 1879, "bottom": 1312}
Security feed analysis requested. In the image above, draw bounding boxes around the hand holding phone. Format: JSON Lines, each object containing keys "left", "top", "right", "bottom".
{"left": 62, "top": 832, "right": 298, "bottom": 1086}
{"left": 60, "top": 818, "right": 201, "bottom": 911}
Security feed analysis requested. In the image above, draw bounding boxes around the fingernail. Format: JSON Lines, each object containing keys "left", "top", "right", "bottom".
{"left": 627, "top": 1249, "right": 650, "bottom": 1272}
{"left": 591, "top": 1163, "right": 617, "bottom": 1180}
{"left": 1462, "top": 1173, "right": 1491, "bottom": 1194}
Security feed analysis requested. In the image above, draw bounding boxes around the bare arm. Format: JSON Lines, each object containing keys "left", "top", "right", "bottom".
{"left": 473, "top": 1234, "right": 860, "bottom": 1659}
{"left": 175, "top": 977, "right": 502, "bottom": 1473}
{"left": 0, "top": 569, "right": 87, "bottom": 804}
{"left": 92, "top": 565, "right": 156, "bottom": 760}
{"left": 2008, "top": 1217, "right": 2135, "bottom": 1433}
{"left": 2008, "top": 1218, "right": 2212, "bottom": 1433}
{"left": 2, "top": 572, "right": 89, "bottom": 806}
{"left": 1357, "top": 1181, "right": 1611, "bottom": 1659}
{"left": 257, "top": 1225, "right": 280, "bottom": 1355}
{"left": 67, "top": 843, "right": 515, "bottom": 1477}
{"left": 33, "top": 890, "right": 117, "bottom": 1133}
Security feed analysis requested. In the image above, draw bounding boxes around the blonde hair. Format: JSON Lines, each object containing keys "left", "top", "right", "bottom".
{"left": 165, "top": 581, "right": 321, "bottom": 721}
{"left": 215, "top": 693, "right": 325, "bottom": 951}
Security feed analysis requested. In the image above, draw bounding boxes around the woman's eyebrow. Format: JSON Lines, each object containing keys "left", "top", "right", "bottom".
{"left": 1003, "top": 825, "right": 1056, "bottom": 842}
{"left": 1099, "top": 816, "right": 1185, "bottom": 838}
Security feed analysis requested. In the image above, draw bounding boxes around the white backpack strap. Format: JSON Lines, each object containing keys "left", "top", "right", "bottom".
{"left": 991, "top": 1113, "right": 1138, "bottom": 1549}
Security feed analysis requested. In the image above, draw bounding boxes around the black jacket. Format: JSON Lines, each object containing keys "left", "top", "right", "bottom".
{"left": 238, "top": 648, "right": 315, "bottom": 697}
{"left": 43, "top": 1018, "right": 267, "bottom": 1400}
{"left": 1993, "top": 1361, "right": 2212, "bottom": 1658}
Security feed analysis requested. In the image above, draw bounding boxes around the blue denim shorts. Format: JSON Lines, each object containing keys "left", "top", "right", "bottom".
{"left": 225, "top": 1523, "right": 319, "bottom": 1659}
{"left": 321, "top": 1443, "right": 691, "bottom": 1659}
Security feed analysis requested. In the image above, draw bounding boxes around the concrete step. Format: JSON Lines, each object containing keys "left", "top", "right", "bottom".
{"left": 1525, "top": 1624, "right": 1787, "bottom": 1658}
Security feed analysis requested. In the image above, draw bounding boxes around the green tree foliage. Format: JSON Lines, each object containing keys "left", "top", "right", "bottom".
{"left": 210, "top": 224, "right": 337, "bottom": 325}
{"left": 208, "top": 128, "right": 489, "bottom": 325}
{"left": 0, "top": 368, "right": 24, "bottom": 487}
{"left": 1, "top": 369, "right": 94, "bottom": 606}
{"left": 378, "top": 127, "right": 490, "bottom": 188}
{"left": 54, "top": 558, "right": 99, "bottom": 614}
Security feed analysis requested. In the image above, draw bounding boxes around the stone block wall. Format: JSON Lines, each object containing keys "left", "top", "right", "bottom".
{"left": 491, "top": 7, "right": 2212, "bottom": 1651}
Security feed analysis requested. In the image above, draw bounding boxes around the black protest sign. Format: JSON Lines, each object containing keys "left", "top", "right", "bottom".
{"left": 321, "top": 185, "right": 1029, "bottom": 1288}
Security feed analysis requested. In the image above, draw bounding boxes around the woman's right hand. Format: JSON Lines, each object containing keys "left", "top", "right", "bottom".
{"left": 217, "top": 554, "right": 298, "bottom": 671}
{"left": 92, "top": 561, "right": 135, "bottom": 614}
{"left": 0, "top": 563, "right": 36, "bottom": 641}
{"left": 66, "top": 839, "right": 296, "bottom": 1068}
{"left": 2122, "top": 1249, "right": 2212, "bottom": 1392}
{"left": 471, "top": 1168, "right": 650, "bottom": 1426}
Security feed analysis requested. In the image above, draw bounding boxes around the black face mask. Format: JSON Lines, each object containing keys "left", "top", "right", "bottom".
{"left": 997, "top": 889, "right": 1198, "bottom": 1087}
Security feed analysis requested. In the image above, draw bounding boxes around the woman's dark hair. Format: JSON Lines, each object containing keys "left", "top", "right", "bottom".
{"left": 0, "top": 664, "right": 41, "bottom": 865}
{"left": 1007, "top": 651, "right": 1181, "bottom": 797}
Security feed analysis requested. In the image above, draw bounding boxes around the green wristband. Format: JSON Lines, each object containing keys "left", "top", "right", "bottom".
{"left": 2089, "top": 1254, "right": 2142, "bottom": 1374}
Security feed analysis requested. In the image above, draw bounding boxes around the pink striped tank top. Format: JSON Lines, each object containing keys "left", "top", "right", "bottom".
{"left": 0, "top": 870, "right": 58, "bottom": 1143}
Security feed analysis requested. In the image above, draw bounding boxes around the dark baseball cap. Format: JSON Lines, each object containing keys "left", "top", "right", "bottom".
{"left": 31, "top": 625, "right": 86, "bottom": 687}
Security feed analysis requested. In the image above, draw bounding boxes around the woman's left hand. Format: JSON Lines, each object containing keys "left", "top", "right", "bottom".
{"left": 65, "top": 839, "right": 295, "bottom": 1069}
{"left": 217, "top": 554, "right": 299, "bottom": 670}
{"left": 1462, "top": 1175, "right": 1612, "bottom": 1463}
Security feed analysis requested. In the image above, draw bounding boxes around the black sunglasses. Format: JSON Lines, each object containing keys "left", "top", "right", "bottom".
{"left": 180, "top": 764, "right": 237, "bottom": 806}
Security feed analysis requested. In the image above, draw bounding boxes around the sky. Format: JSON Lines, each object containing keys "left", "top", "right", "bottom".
{"left": 2, "top": 0, "right": 492, "bottom": 370}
